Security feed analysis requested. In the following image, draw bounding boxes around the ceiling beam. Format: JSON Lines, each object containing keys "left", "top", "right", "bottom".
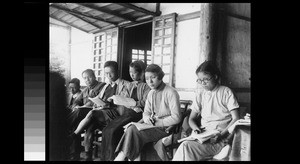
{"left": 63, "top": 11, "right": 106, "bottom": 30}
{"left": 50, "top": 15, "right": 90, "bottom": 33}
{"left": 77, "top": 3, "right": 137, "bottom": 23}
{"left": 50, "top": 4, "right": 118, "bottom": 25}
{"left": 116, "top": 3, "right": 161, "bottom": 16}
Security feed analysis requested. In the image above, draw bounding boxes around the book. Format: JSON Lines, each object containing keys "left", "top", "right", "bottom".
{"left": 88, "top": 96, "right": 106, "bottom": 107}
{"left": 123, "top": 122, "right": 155, "bottom": 131}
{"left": 228, "top": 118, "right": 251, "bottom": 134}
{"left": 77, "top": 105, "right": 93, "bottom": 109}
{"left": 177, "top": 129, "right": 220, "bottom": 144}
{"left": 110, "top": 95, "right": 136, "bottom": 107}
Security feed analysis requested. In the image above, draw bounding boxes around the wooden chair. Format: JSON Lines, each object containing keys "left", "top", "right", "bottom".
{"left": 162, "top": 100, "right": 192, "bottom": 160}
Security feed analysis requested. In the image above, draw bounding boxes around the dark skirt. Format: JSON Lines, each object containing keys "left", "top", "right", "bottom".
{"left": 114, "top": 124, "right": 169, "bottom": 161}
{"left": 99, "top": 108, "right": 142, "bottom": 161}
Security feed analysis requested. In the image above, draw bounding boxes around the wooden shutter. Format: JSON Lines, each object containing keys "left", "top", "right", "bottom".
{"left": 151, "top": 13, "right": 176, "bottom": 87}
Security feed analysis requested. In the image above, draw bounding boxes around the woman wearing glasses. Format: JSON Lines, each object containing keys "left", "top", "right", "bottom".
{"left": 114, "top": 64, "right": 182, "bottom": 161}
{"left": 172, "top": 60, "right": 240, "bottom": 161}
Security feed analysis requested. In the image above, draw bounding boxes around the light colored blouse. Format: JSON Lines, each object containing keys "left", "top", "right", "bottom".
{"left": 190, "top": 84, "right": 239, "bottom": 131}
{"left": 143, "top": 82, "right": 182, "bottom": 127}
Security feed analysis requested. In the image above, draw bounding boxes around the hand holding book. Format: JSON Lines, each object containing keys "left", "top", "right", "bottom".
{"left": 108, "top": 95, "right": 136, "bottom": 108}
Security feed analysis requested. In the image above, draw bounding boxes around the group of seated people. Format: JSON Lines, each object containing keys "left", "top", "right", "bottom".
{"left": 65, "top": 60, "right": 240, "bottom": 161}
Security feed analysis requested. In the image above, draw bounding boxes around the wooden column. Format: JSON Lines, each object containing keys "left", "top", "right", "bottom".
{"left": 199, "top": 3, "right": 215, "bottom": 64}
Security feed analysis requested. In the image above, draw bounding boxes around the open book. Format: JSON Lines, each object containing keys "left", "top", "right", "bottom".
{"left": 178, "top": 129, "right": 220, "bottom": 144}
{"left": 88, "top": 96, "right": 106, "bottom": 107}
{"left": 110, "top": 95, "right": 136, "bottom": 107}
{"left": 123, "top": 122, "right": 155, "bottom": 131}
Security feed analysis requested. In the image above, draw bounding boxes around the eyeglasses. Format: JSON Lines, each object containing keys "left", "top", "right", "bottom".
{"left": 196, "top": 76, "right": 213, "bottom": 84}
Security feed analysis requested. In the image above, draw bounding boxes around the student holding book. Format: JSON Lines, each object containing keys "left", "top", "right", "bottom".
{"left": 172, "top": 61, "right": 240, "bottom": 161}
{"left": 98, "top": 60, "right": 151, "bottom": 161}
{"left": 67, "top": 69, "right": 105, "bottom": 161}
{"left": 114, "top": 64, "right": 182, "bottom": 161}
{"left": 68, "top": 61, "right": 130, "bottom": 161}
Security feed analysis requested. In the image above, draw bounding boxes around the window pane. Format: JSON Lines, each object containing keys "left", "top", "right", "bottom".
{"left": 99, "top": 56, "right": 102, "bottom": 61}
{"left": 94, "top": 50, "right": 97, "bottom": 55}
{"left": 163, "top": 55, "right": 171, "bottom": 64}
{"left": 112, "top": 45, "right": 117, "bottom": 53}
{"left": 154, "top": 38, "right": 162, "bottom": 45}
{"left": 155, "top": 29, "right": 163, "bottom": 37}
{"left": 147, "top": 55, "right": 152, "bottom": 60}
{"left": 132, "top": 49, "right": 138, "bottom": 54}
{"left": 163, "top": 74, "right": 169, "bottom": 83}
{"left": 99, "top": 49, "right": 102, "bottom": 55}
{"left": 93, "top": 64, "right": 96, "bottom": 69}
{"left": 112, "top": 37, "right": 117, "bottom": 45}
{"left": 154, "top": 47, "right": 162, "bottom": 55}
{"left": 139, "top": 50, "right": 144, "bottom": 54}
{"left": 112, "top": 31, "right": 117, "bottom": 38}
{"left": 107, "top": 46, "right": 112, "bottom": 53}
{"left": 106, "top": 55, "right": 111, "bottom": 60}
{"left": 153, "top": 55, "right": 161, "bottom": 65}
{"left": 155, "top": 19, "right": 163, "bottom": 27}
{"left": 94, "top": 57, "right": 97, "bottom": 62}
{"left": 162, "top": 65, "right": 170, "bottom": 73}
{"left": 99, "top": 42, "right": 103, "bottom": 48}
{"left": 94, "top": 43, "right": 97, "bottom": 48}
{"left": 139, "top": 54, "right": 144, "bottom": 60}
{"left": 94, "top": 36, "right": 98, "bottom": 42}
{"left": 164, "top": 18, "right": 173, "bottom": 26}
{"left": 163, "top": 47, "right": 171, "bottom": 54}
{"left": 107, "top": 33, "right": 112, "bottom": 39}
{"left": 164, "top": 28, "right": 172, "bottom": 35}
{"left": 132, "top": 54, "right": 138, "bottom": 59}
{"left": 98, "top": 63, "right": 102, "bottom": 68}
{"left": 111, "top": 53, "right": 117, "bottom": 61}
{"left": 164, "top": 37, "right": 171, "bottom": 45}
{"left": 107, "top": 39, "right": 112, "bottom": 46}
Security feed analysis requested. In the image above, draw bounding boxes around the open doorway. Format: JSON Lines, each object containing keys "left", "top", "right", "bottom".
{"left": 121, "top": 22, "right": 152, "bottom": 81}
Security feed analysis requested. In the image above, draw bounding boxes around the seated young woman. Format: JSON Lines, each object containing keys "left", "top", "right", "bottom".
{"left": 114, "top": 64, "right": 182, "bottom": 161}
{"left": 172, "top": 60, "right": 240, "bottom": 161}
{"left": 98, "top": 60, "right": 151, "bottom": 161}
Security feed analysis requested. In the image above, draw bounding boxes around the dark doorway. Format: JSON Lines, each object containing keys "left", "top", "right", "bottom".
{"left": 121, "top": 22, "right": 152, "bottom": 81}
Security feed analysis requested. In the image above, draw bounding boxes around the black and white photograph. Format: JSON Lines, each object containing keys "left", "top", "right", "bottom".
{"left": 48, "top": 3, "right": 251, "bottom": 161}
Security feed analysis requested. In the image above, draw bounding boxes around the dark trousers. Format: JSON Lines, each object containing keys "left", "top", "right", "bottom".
{"left": 99, "top": 108, "right": 142, "bottom": 161}
{"left": 83, "top": 108, "right": 120, "bottom": 154}
{"left": 67, "top": 107, "right": 92, "bottom": 157}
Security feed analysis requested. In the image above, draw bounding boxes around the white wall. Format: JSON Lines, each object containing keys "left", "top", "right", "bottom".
{"left": 70, "top": 28, "right": 94, "bottom": 87}
{"left": 160, "top": 3, "right": 201, "bottom": 15}
{"left": 159, "top": 3, "right": 202, "bottom": 101}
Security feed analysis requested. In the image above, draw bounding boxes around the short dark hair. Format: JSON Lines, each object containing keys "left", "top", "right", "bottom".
{"left": 129, "top": 60, "right": 146, "bottom": 74}
{"left": 145, "top": 64, "right": 165, "bottom": 80}
{"left": 69, "top": 78, "right": 80, "bottom": 87}
{"left": 196, "top": 60, "right": 221, "bottom": 81}
{"left": 82, "top": 69, "right": 96, "bottom": 78}
{"left": 104, "top": 61, "right": 118, "bottom": 73}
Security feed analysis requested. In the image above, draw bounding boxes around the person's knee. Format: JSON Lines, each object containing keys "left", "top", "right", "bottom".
{"left": 86, "top": 110, "right": 98, "bottom": 120}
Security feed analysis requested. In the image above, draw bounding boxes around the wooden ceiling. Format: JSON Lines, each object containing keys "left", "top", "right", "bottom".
{"left": 49, "top": 3, "right": 161, "bottom": 34}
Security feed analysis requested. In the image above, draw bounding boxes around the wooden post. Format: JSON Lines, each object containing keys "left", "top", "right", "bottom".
{"left": 199, "top": 3, "right": 215, "bottom": 64}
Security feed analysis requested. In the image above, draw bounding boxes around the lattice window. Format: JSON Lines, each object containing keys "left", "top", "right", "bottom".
{"left": 151, "top": 13, "right": 176, "bottom": 86}
{"left": 92, "top": 28, "right": 118, "bottom": 82}
{"left": 131, "top": 49, "right": 152, "bottom": 66}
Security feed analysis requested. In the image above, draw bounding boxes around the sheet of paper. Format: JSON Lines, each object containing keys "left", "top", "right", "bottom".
{"left": 88, "top": 96, "right": 106, "bottom": 106}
